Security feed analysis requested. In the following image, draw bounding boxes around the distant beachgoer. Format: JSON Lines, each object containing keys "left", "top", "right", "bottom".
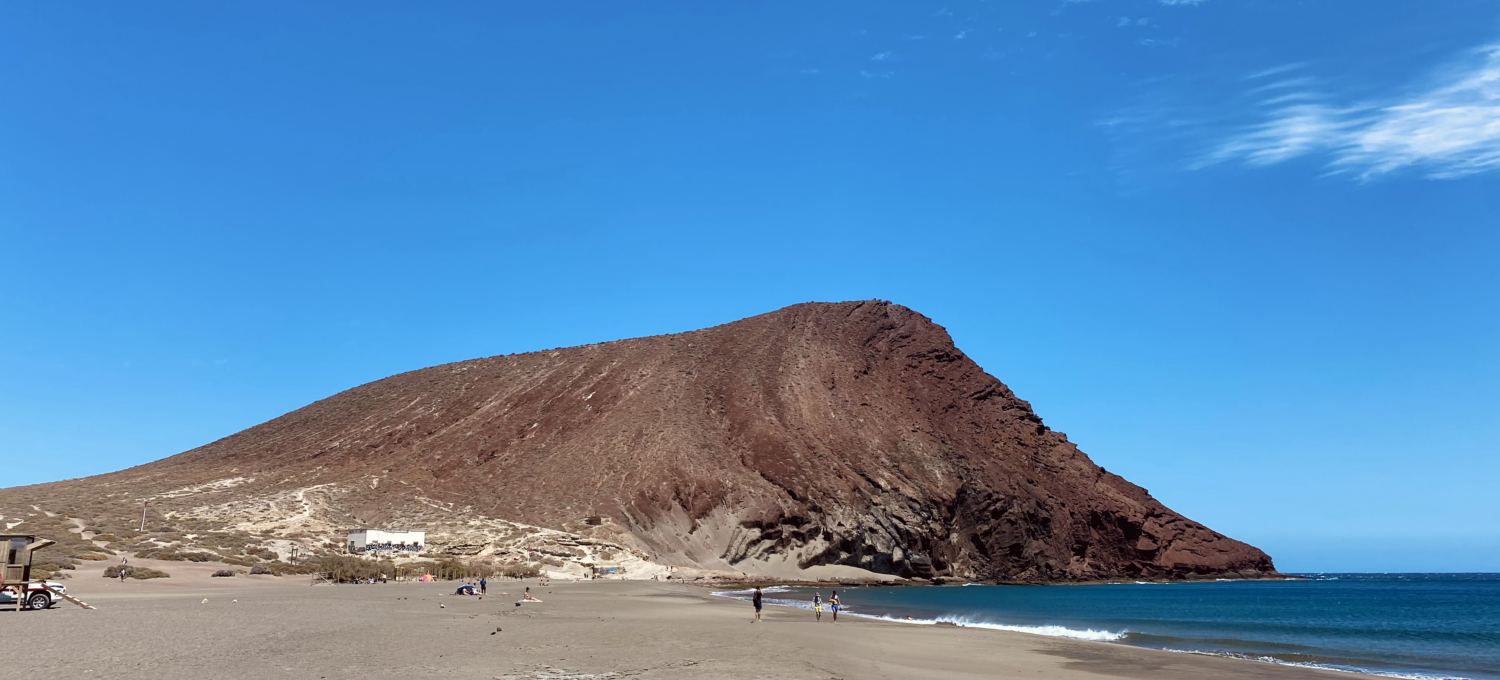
{"left": 813, "top": 592, "right": 823, "bottom": 621}
{"left": 830, "top": 591, "right": 840, "bottom": 622}
{"left": 751, "top": 587, "right": 763, "bottom": 623}
{"left": 480, "top": 577, "right": 487, "bottom": 595}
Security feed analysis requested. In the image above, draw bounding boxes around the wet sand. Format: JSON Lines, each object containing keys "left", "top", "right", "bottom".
{"left": 7, "top": 573, "right": 1373, "bottom": 680}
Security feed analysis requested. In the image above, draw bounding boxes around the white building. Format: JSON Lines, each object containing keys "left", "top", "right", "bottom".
{"left": 346, "top": 529, "right": 425, "bottom": 554}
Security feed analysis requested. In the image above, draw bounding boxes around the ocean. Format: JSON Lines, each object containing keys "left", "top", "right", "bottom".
{"left": 718, "top": 574, "right": 1500, "bottom": 680}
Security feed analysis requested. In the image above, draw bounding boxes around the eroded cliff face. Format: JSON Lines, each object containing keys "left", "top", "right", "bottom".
{"left": 16, "top": 301, "right": 1276, "bottom": 581}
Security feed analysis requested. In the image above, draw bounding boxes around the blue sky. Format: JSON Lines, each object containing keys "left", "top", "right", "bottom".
{"left": 2, "top": 1, "right": 1496, "bottom": 572}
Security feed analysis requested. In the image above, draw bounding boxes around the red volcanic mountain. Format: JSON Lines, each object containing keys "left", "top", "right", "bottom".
{"left": 5, "top": 301, "right": 1275, "bottom": 582}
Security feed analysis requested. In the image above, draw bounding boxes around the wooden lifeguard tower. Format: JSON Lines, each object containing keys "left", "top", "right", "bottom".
{"left": 2, "top": 534, "right": 95, "bottom": 611}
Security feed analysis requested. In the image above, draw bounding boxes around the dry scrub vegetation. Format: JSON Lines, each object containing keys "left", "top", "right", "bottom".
{"left": 102, "top": 565, "right": 170, "bottom": 579}
{"left": 1, "top": 472, "right": 648, "bottom": 582}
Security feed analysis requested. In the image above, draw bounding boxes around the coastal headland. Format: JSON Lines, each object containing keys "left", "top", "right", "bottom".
{"left": 0, "top": 301, "right": 1275, "bottom": 586}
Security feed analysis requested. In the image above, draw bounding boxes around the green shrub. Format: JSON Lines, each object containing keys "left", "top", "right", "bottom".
{"left": 502, "top": 563, "right": 543, "bottom": 578}
{"left": 312, "top": 555, "right": 397, "bottom": 582}
{"left": 103, "top": 565, "right": 171, "bottom": 579}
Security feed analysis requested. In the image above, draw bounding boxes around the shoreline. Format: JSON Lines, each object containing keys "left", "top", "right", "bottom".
{"left": 9, "top": 567, "right": 1380, "bottom": 680}
{"left": 710, "top": 587, "right": 1426, "bottom": 680}
{"left": 703, "top": 573, "right": 1306, "bottom": 589}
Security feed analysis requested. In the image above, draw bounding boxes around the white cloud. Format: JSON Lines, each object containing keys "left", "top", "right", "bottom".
{"left": 1245, "top": 76, "right": 1315, "bottom": 94}
{"left": 1203, "top": 44, "right": 1500, "bottom": 179}
{"left": 871, "top": 51, "right": 892, "bottom": 61}
{"left": 1159, "top": 0, "right": 1206, "bottom": 5}
{"left": 953, "top": 30, "right": 971, "bottom": 40}
{"left": 799, "top": 68, "right": 821, "bottom": 75}
{"left": 1246, "top": 63, "right": 1306, "bottom": 80}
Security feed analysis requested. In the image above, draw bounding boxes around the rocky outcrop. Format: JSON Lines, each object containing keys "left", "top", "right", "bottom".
{"left": 9, "top": 301, "right": 1276, "bottom": 581}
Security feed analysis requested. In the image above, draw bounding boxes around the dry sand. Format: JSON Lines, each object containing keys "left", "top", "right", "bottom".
{"left": 7, "top": 569, "right": 1375, "bottom": 680}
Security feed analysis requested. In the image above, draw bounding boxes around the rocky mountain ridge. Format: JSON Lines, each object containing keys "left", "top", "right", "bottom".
{"left": 0, "top": 301, "right": 1276, "bottom": 582}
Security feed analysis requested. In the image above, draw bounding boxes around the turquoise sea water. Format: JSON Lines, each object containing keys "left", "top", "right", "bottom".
{"left": 719, "top": 574, "right": 1500, "bottom": 679}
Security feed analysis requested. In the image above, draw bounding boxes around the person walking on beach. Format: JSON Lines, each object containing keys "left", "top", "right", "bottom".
{"left": 813, "top": 591, "right": 823, "bottom": 621}
{"left": 829, "top": 591, "right": 840, "bottom": 623}
{"left": 751, "top": 586, "right": 763, "bottom": 623}
{"left": 479, "top": 577, "right": 487, "bottom": 595}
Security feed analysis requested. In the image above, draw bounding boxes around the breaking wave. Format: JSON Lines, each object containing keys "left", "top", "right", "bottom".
{"left": 852, "top": 612, "right": 1127, "bottom": 641}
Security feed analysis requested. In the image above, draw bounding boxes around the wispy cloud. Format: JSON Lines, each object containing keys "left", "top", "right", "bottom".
{"left": 1245, "top": 76, "right": 1315, "bottom": 94}
{"left": 953, "top": 29, "right": 971, "bottom": 40}
{"left": 871, "top": 51, "right": 893, "bottom": 61}
{"left": 1159, "top": 0, "right": 1206, "bottom": 5}
{"left": 799, "top": 68, "right": 821, "bottom": 75}
{"left": 1246, "top": 63, "right": 1306, "bottom": 80}
{"left": 1201, "top": 44, "right": 1500, "bottom": 179}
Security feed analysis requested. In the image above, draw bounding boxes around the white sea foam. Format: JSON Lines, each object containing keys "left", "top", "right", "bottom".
{"left": 1164, "top": 650, "right": 1472, "bottom": 680}
{"left": 712, "top": 585, "right": 795, "bottom": 597}
{"left": 849, "top": 612, "right": 1127, "bottom": 641}
{"left": 932, "top": 617, "right": 1126, "bottom": 641}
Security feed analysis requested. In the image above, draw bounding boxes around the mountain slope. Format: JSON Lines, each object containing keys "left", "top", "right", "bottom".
{"left": 1, "top": 301, "right": 1275, "bottom": 581}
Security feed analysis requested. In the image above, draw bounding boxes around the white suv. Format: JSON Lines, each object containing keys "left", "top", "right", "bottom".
{"left": 0, "top": 580, "right": 66, "bottom": 610}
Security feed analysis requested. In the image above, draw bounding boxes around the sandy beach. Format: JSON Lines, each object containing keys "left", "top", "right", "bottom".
{"left": 5, "top": 564, "right": 1379, "bottom": 680}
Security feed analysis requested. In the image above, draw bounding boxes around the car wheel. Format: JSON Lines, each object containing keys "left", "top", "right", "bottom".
{"left": 26, "top": 592, "right": 51, "bottom": 610}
